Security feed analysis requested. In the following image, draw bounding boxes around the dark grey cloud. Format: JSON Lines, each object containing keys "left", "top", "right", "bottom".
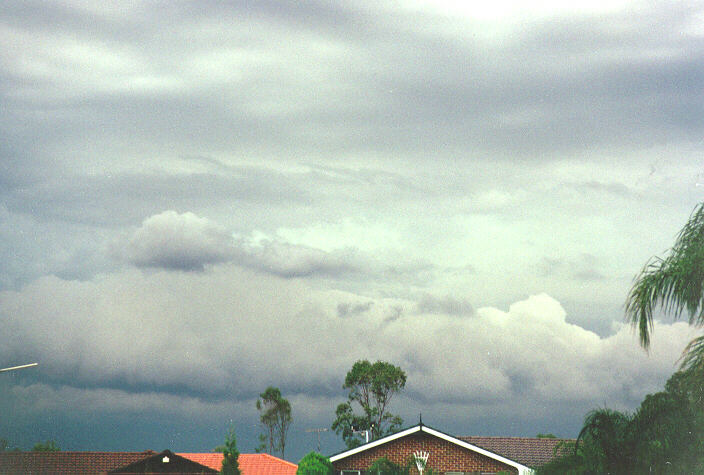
{"left": 116, "top": 210, "right": 235, "bottom": 271}
{"left": 0, "top": 204, "right": 118, "bottom": 290}
{"left": 3, "top": 1, "right": 702, "bottom": 174}
{"left": 1, "top": 169, "right": 310, "bottom": 228}
{"left": 415, "top": 294, "right": 475, "bottom": 316}
{"left": 337, "top": 301, "right": 373, "bottom": 318}
{"left": 1, "top": 271, "right": 687, "bottom": 406}
{"left": 0, "top": 267, "right": 695, "bottom": 458}
{"left": 2, "top": 0, "right": 704, "bottom": 462}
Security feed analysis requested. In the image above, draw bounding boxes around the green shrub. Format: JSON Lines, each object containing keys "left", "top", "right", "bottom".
{"left": 297, "top": 451, "right": 334, "bottom": 475}
{"left": 367, "top": 456, "right": 403, "bottom": 474}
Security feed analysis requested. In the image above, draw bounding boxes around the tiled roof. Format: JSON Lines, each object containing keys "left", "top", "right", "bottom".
{"left": 179, "top": 453, "right": 298, "bottom": 475}
{"left": 0, "top": 451, "right": 155, "bottom": 474}
{"left": 111, "top": 450, "right": 217, "bottom": 473}
{"left": 459, "top": 436, "right": 575, "bottom": 468}
{"left": 0, "top": 451, "right": 298, "bottom": 474}
{"left": 178, "top": 453, "right": 223, "bottom": 471}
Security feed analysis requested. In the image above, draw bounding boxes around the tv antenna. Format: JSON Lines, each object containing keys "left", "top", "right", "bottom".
{"left": 0, "top": 363, "right": 38, "bottom": 373}
{"left": 305, "top": 428, "right": 328, "bottom": 452}
{"left": 351, "top": 423, "right": 374, "bottom": 444}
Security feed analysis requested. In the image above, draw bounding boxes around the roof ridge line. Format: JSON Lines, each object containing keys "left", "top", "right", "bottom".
{"left": 462, "top": 436, "right": 576, "bottom": 440}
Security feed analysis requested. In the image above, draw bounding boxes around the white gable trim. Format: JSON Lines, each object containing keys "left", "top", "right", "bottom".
{"left": 421, "top": 427, "right": 534, "bottom": 475}
{"left": 329, "top": 424, "right": 535, "bottom": 475}
{"left": 329, "top": 426, "right": 421, "bottom": 462}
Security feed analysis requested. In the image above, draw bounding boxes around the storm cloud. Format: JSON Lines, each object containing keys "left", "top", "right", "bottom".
{"left": 0, "top": 268, "right": 694, "bottom": 407}
{"left": 2, "top": 0, "right": 704, "bottom": 461}
{"left": 117, "top": 211, "right": 236, "bottom": 271}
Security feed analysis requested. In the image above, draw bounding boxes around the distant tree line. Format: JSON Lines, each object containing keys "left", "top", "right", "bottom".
{"left": 0, "top": 439, "right": 60, "bottom": 452}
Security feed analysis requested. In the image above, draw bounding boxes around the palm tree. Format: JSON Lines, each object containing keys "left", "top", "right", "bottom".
{"left": 576, "top": 408, "right": 635, "bottom": 474}
{"left": 625, "top": 202, "right": 704, "bottom": 372}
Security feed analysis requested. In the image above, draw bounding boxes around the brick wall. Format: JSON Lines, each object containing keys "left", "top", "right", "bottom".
{"left": 332, "top": 432, "right": 517, "bottom": 474}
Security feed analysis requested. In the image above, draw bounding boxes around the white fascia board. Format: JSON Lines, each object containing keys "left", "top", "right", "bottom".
{"left": 329, "top": 426, "right": 422, "bottom": 462}
{"left": 329, "top": 425, "right": 534, "bottom": 474}
{"left": 421, "top": 427, "right": 533, "bottom": 474}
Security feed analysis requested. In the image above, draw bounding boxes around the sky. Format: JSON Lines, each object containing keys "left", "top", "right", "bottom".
{"left": 2, "top": 0, "right": 704, "bottom": 463}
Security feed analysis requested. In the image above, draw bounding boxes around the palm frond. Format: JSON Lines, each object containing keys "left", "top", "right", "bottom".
{"left": 626, "top": 202, "right": 704, "bottom": 350}
{"left": 625, "top": 258, "right": 665, "bottom": 349}
{"left": 576, "top": 407, "right": 635, "bottom": 472}
{"left": 679, "top": 334, "right": 704, "bottom": 373}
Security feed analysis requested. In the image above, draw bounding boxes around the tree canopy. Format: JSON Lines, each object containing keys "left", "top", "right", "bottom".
{"left": 538, "top": 369, "right": 704, "bottom": 473}
{"left": 332, "top": 359, "right": 407, "bottom": 448}
{"left": 0, "top": 439, "right": 21, "bottom": 452}
{"left": 220, "top": 426, "right": 241, "bottom": 475}
{"left": 296, "top": 451, "right": 333, "bottom": 475}
{"left": 32, "top": 440, "right": 60, "bottom": 452}
{"left": 256, "top": 386, "right": 292, "bottom": 458}
{"left": 368, "top": 456, "right": 403, "bottom": 474}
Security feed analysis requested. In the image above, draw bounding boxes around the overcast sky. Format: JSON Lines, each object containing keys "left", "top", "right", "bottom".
{"left": 2, "top": 0, "right": 704, "bottom": 462}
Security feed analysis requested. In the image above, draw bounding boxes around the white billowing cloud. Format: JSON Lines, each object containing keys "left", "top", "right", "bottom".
{"left": 0, "top": 268, "right": 695, "bottom": 419}
{"left": 115, "top": 211, "right": 365, "bottom": 277}
{"left": 232, "top": 237, "right": 363, "bottom": 279}
{"left": 113, "top": 210, "right": 436, "bottom": 288}
{"left": 378, "top": 293, "right": 683, "bottom": 405}
{"left": 117, "top": 211, "right": 235, "bottom": 271}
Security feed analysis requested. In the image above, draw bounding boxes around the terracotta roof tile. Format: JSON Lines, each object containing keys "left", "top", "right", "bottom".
{"left": 178, "top": 453, "right": 298, "bottom": 475}
{"left": 177, "top": 453, "right": 223, "bottom": 471}
{"left": 0, "top": 451, "right": 155, "bottom": 474}
{"left": 0, "top": 451, "right": 298, "bottom": 474}
{"left": 459, "top": 436, "right": 575, "bottom": 468}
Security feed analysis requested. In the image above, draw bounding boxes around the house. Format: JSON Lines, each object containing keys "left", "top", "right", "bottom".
{"left": 180, "top": 452, "right": 298, "bottom": 475}
{"left": 0, "top": 450, "right": 159, "bottom": 474}
{"left": 110, "top": 450, "right": 218, "bottom": 473}
{"left": 0, "top": 450, "right": 296, "bottom": 474}
{"left": 459, "top": 437, "right": 571, "bottom": 470}
{"left": 329, "top": 422, "right": 573, "bottom": 475}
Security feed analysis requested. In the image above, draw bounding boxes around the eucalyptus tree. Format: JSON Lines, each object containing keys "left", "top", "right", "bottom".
{"left": 332, "top": 360, "right": 407, "bottom": 448}
{"left": 256, "top": 386, "right": 292, "bottom": 458}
